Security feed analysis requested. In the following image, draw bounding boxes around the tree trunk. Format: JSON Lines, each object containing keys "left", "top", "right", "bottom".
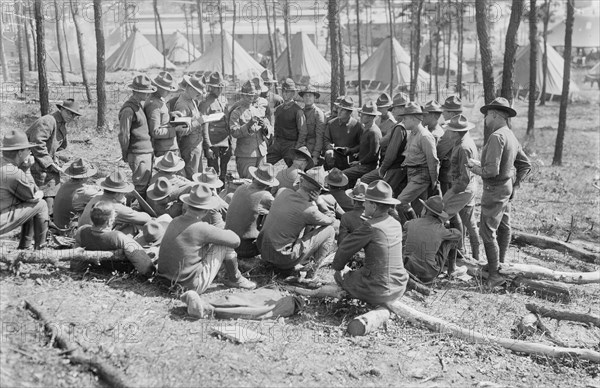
{"left": 94, "top": 0, "right": 106, "bottom": 131}
{"left": 527, "top": 0, "right": 537, "bottom": 136}
{"left": 446, "top": 0, "right": 452, "bottom": 89}
{"left": 263, "top": 0, "right": 277, "bottom": 77}
{"left": 28, "top": 1, "right": 37, "bottom": 71}
{"left": 190, "top": 9, "right": 196, "bottom": 58}
{"left": 197, "top": 0, "right": 205, "bottom": 53}
{"left": 0, "top": 9, "right": 8, "bottom": 81}
{"left": 184, "top": 6, "right": 191, "bottom": 64}
{"left": 61, "top": 8, "right": 73, "bottom": 72}
{"left": 34, "top": 0, "right": 49, "bottom": 115}
{"left": 328, "top": 0, "right": 340, "bottom": 109}
{"left": 475, "top": 0, "right": 495, "bottom": 104}
{"left": 473, "top": 34, "right": 479, "bottom": 83}
{"left": 272, "top": 2, "right": 279, "bottom": 57}
{"left": 428, "top": 20, "right": 433, "bottom": 94}
{"left": 540, "top": 0, "right": 550, "bottom": 105}
{"left": 500, "top": 0, "right": 524, "bottom": 101}
{"left": 284, "top": 0, "right": 293, "bottom": 78}
{"left": 153, "top": 2, "right": 159, "bottom": 51}
{"left": 338, "top": 12, "right": 346, "bottom": 95}
{"left": 552, "top": 0, "right": 573, "bottom": 166}
{"left": 355, "top": 0, "right": 362, "bottom": 105}
{"left": 23, "top": 5, "right": 33, "bottom": 72}
{"left": 345, "top": 1, "right": 352, "bottom": 70}
{"left": 218, "top": 0, "right": 225, "bottom": 75}
{"left": 410, "top": 0, "right": 424, "bottom": 100}
{"left": 153, "top": 0, "right": 166, "bottom": 70}
{"left": 16, "top": 2, "right": 26, "bottom": 93}
{"left": 232, "top": 1, "right": 236, "bottom": 82}
{"left": 435, "top": 5, "right": 440, "bottom": 100}
{"left": 54, "top": 0, "right": 67, "bottom": 85}
{"left": 386, "top": 0, "right": 395, "bottom": 95}
{"left": 70, "top": 0, "right": 92, "bottom": 104}
{"left": 456, "top": 3, "right": 464, "bottom": 97}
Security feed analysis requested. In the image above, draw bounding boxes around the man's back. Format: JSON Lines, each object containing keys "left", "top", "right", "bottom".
{"left": 225, "top": 182, "right": 274, "bottom": 239}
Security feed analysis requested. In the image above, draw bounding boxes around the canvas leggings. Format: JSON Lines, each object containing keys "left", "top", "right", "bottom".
{"left": 0, "top": 200, "right": 49, "bottom": 249}
{"left": 263, "top": 225, "right": 336, "bottom": 270}
{"left": 190, "top": 244, "right": 244, "bottom": 295}
{"left": 127, "top": 153, "right": 153, "bottom": 198}
{"left": 480, "top": 180, "right": 513, "bottom": 274}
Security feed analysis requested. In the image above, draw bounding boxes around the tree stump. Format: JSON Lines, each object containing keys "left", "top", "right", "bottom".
{"left": 347, "top": 307, "right": 391, "bottom": 336}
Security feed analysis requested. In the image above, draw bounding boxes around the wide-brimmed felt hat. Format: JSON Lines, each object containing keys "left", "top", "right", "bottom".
{"left": 345, "top": 181, "right": 368, "bottom": 202}
{"left": 442, "top": 95, "right": 463, "bottom": 112}
{"left": 419, "top": 196, "right": 448, "bottom": 219}
{"left": 252, "top": 77, "right": 269, "bottom": 93}
{"left": 0, "top": 129, "right": 36, "bottom": 150}
{"left": 289, "top": 146, "right": 315, "bottom": 169}
{"left": 480, "top": 97, "right": 517, "bottom": 118}
{"left": 135, "top": 214, "right": 172, "bottom": 247}
{"left": 358, "top": 101, "right": 382, "bottom": 116}
{"left": 56, "top": 99, "right": 82, "bottom": 116}
{"left": 376, "top": 93, "right": 393, "bottom": 108}
{"left": 261, "top": 69, "right": 278, "bottom": 85}
{"left": 206, "top": 71, "right": 226, "bottom": 87}
{"left": 324, "top": 168, "right": 349, "bottom": 187}
{"left": 147, "top": 177, "right": 172, "bottom": 201}
{"left": 400, "top": 102, "right": 424, "bottom": 116}
{"left": 298, "top": 85, "right": 321, "bottom": 99}
{"left": 445, "top": 114, "right": 475, "bottom": 132}
{"left": 192, "top": 167, "right": 224, "bottom": 188}
{"left": 335, "top": 96, "right": 355, "bottom": 111}
{"left": 180, "top": 183, "right": 220, "bottom": 210}
{"left": 392, "top": 92, "right": 409, "bottom": 107}
{"left": 62, "top": 158, "right": 97, "bottom": 178}
{"left": 128, "top": 74, "right": 157, "bottom": 93}
{"left": 280, "top": 78, "right": 298, "bottom": 91}
{"left": 248, "top": 163, "right": 279, "bottom": 186}
{"left": 152, "top": 71, "right": 179, "bottom": 92}
{"left": 365, "top": 180, "right": 400, "bottom": 205}
{"left": 182, "top": 74, "right": 205, "bottom": 94}
{"left": 299, "top": 166, "right": 327, "bottom": 189}
{"left": 154, "top": 151, "right": 185, "bottom": 172}
{"left": 99, "top": 171, "right": 134, "bottom": 193}
{"left": 423, "top": 100, "right": 443, "bottom": 114}
{"left": 240, "top": 80, "right": 258, "bottom": 95}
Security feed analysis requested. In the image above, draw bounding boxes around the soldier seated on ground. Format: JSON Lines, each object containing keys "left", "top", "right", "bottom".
{"left": 258, "top": 167, "right": 336, "bottom": 278}
{"left": 272, "top": 146, "right": 314, "bottom": 194}
{"left": 403, "top": 196, "right": 462, "bottom": 283}
{"left": 157, "top": 183, "right": 256, "bottom": 294}
{"left": 75, "top": 201, "right": 155, "bottom": 276}
{"left": 338, "top": 181, "right": 368, "bottom": 245}
{"left": 192, "top": 167, "right": 229, "bottom": 229}
{"left": 332, "top": 180, "right": 408, "bottom": 306}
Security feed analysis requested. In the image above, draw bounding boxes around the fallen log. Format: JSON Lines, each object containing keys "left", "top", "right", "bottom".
{"left": 0, "top": 248, "right": 126, "bottom": 266}
{"left": 499, "top": 263, "right": 600, "bottom": 284}
{"left": 347, "top": 306, "right": 390, "bottom": 336}
{"left": 407, "top": 277, "right": 432, "bottom": 296}
{"left": 525, "top": 303, "right": 600, "bottom": 328}
{"left": 283, "top": 284, "right": 347, "bottom": 299}
{"left": 511, "top": 276, "right": 571, "bottom": 303}
{"left": 511, "top": 231, "right": 600, "bottom": 264}
{"left": 24, "top": 300, "right": 132, "bottom": 388}
{"left": 385, "top": 300, "right": 600, "bottom": 363}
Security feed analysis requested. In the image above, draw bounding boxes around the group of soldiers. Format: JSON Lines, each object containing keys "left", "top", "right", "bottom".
{"left": 0, "top": 67, "right": 532, "bottom": 308}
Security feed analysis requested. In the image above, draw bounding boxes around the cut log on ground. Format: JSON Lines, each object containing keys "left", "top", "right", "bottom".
{"left": 347, "top": 306, "right": 391, "bottom": 336}
{"left": 0, "top": 248, "right": 126, "bottom": 266}
{"left": 24, "top": 300, "right": 131, "bottom": 388}
{"left": 283, "top": 284, "right": 347, "bottom": 299}
{"left": 500, "top": 263, "right": 600, "bottom": 284}
{"left": 511, "top": 276, "right": 571, "bottom": 303}
{"left": 407, "top": 276, "right": 432, "bottom": 296}
{"left": 385, "top": 300, "right": 600, "bottom": 363}
{"left": 511, "top": 230, "right": 600, "bottom": 264}
{"left": 525, "top": 303, "right": 600, "bottom": 328}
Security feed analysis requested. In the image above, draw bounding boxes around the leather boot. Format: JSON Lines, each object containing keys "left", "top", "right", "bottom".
{"left": 222, "top": 255, "right": 256, "bottom": 290}
{"left": 484, "top": 243, "right": 505, "bottom": 288}
{"left": 497, "top": 222, "right": 511, "bottom": 264}
{"left": 18, "top": 221, "right": 33, "bottom": 250}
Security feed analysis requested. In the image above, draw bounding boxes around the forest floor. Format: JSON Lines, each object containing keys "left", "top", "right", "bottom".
{"left": 0, "top": 69, "right": 599, "bottom": 387}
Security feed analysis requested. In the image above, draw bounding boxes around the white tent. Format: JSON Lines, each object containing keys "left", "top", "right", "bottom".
{"left": 106, "top": 30, "right": 176, "bottom": 72}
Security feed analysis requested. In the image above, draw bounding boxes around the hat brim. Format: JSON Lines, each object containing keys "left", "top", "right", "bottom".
{"left": 419, "top": 199, "right": 448, "bottom": 219}
{"left": 62, "top": 166, "right": 97, "bottom": 178}
{"left": 336, "top": 105, "right": 355, "bottom": 111}
{"left": 358, "top": 110, "right": 382, "bottom": 116}
{"left": 248, "top": 166, "right": 279, "bottom": 187}
{"left": 299, "top": 91, "right": 321, "bottom": 99}
{"left": 147, "top": 190, "right": 170, "bottom": 201}
{"left": 154, "top": 157, "right": 185, "bottom": 172}
{"left": 0, "top": 143, "right": 36, "bottom": 151}
{"left": 298, "top": 171, "right": 325, "bottom": 189}
{"left": 153, "top": 81, "right": 179, "bottom": 92}
{"left": 444, "top": 122, "right": 475, "bottom": 132}
{"left": 191, "top": 173, "right": 224, "bottom": 188}
{"left": 289, "top": 149, "right": 315, "bottom": 169}
{"left": 325, "top": 175, "right": 349, "bottom": 188}
{"left": 282, "top": 87, "right": 299, "bottom": 92}
{"left": 376, "top": 102, "right": 393, "bottom": 108}
{"left": 182, "top": 75, "right": 205, "bottom": 94}
{"left": 180, "top": 193, "right": 220, "bottom": 210}
{"left": 99, "top": 179, "right": 134, "bottom": 193}
{"left": 365, "top": 196, "right": 401, "bottom": 205}
{"left": 480, "top": 105, "right": 517, "bottom": 118}
{"left": 56, "top": 104, "right": 82, "bottom": 116}
{"left": 128, "top": 84, "right": 157, "bottom": 93}
{"left": 400, "top": 111, "right": 424, "bottom": 116}
{"left": 441, "top": 107, "right": 463, "bottom": 112}
{"left": 345, "top": 188, "right": 365, "bottom": 202}
{"left": 424, "top": 109, "right": 443, "bottom": 114}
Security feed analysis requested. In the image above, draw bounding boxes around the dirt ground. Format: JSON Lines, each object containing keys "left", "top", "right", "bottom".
{"left": 0, "top": 69, "right": 599, "bottom": 387}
